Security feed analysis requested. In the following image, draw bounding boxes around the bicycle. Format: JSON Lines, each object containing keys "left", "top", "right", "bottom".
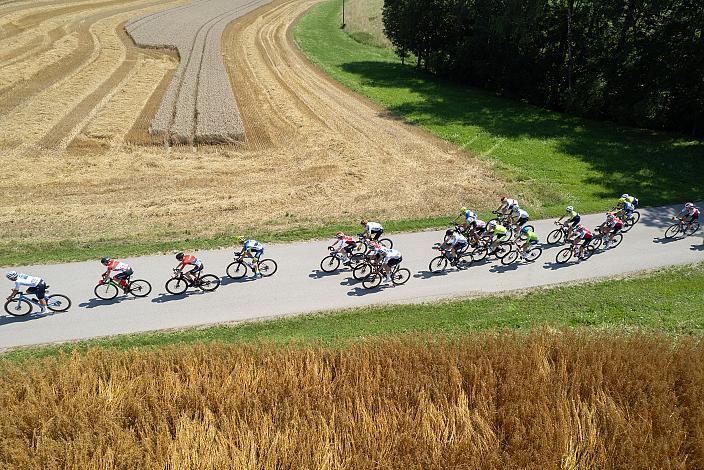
{"left": 590, "top": 227, "right": 623, "bottom": 251}
{"left": 320, "top": 248, "right": 365, "bottom": 273}
{"left": 165, "top": 269, "right": 220, "bottom": 295}
{"left": 353, "top": 233, "right": 393, "bottom": 254}
{"left": 94, "top": 275, "right": 152, "bottom": 300}
{"left": 362, "top": 263, "right": 411, "bottom": 289}
{"left": 555, "top": 242, "right": 594, "bottom": 264}
{"left": 664, "top": 218, "right": 700, "bottom": 239}
{"left": 500, "top": 243, "right": 543, "bottom": 265}
{"left": 547, "top": 221, "right": 573, "bottom": 245}
{"left": 226, "top": 255, "right": 278, "bottom": 279}
{"left": 614, "top": 209, "right": 640, "bottom": 233}
{"left": 4, "top": 287, "right": 71, "bottom": 316}
{"left": 428, "top": 243, "right": 472, "bottom": 273}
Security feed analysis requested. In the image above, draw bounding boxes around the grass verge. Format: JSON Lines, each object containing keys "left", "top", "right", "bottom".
{"left": 293, "top": 0, "right": 704, "bottom": 217}
{"left": 4, "top": 263, "right": 703, "bottom": 362}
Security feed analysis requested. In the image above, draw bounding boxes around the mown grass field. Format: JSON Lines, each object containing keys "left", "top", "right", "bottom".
{"left": 293, "top": 0, "right": 704, "bottom": 217}
{"left": 5, "top": 263, "right": 703, "bottom": 362}
{"left": 2, "top": 332, "right": 703, "bottom": 468}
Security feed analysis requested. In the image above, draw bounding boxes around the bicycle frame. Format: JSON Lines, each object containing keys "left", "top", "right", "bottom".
{"left": 8, "top": 292, "right": 44, "bottom": 309}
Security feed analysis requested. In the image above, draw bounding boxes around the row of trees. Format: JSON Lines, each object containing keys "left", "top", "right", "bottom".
{"left": 382, "top": 0, "right": 704, "bottom": 135}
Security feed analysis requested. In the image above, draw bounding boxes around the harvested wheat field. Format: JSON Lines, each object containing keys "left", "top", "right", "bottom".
{"left": 0, "top": 0, "right": 502, "bottom": 259}
{"left": 1, "top": 331, "right": 704, "bottom": 468}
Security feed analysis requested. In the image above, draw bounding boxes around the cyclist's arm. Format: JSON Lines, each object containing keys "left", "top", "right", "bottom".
{"left": 176, "top": 262, "right": 186, "bottom": 271}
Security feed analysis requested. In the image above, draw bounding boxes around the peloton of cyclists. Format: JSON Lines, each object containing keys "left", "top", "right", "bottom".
{"left": 101, "top": 257, "right": 133, "bottom": 293}
{"left": 175, "top": 252, "right": 203, "bottom": 283}
{"left": 5, "top": 271, "right": 49, "bottom": 314}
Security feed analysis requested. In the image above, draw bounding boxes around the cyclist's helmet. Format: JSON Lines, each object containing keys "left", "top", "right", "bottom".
{"left": 565, "top": 206, "right": 573, "bottom": 212}
{"left": 100, "top": 257, "right": 110, "bottom": 266}
{"left": 509, "top": 202, "right": 519, "bottom": 210}
{"left": 176, "top": 252, "right": 184, "bottom": 261}
{"left": 685, "top": 202, "right": 694, "bottom": 209}
{"left": 621, "top": 193, "right": 629, "bottom": 199}
{"left": 361, "top": 220, "right": 368, "bottom": 226}
{"left": 5, "top": 271, "right": 17, "bottom": 280}
{"left": 606, "top": 212, "right": 615, "bottom": 221}
{"left": 487, "top": 221, "right": 496, "bottom": 230}
{"left": 500, "top": 196, "right": 507, "bottom": 202}
{"left": 460, "top": 207, "right": 467, "bottom": 214}
{"left": 335, "top": 231, "right": 344, "bottom": 239}
{"left": 445, "top": 229, "right": 454, "bottom": 236}
{"left": 520, "top": 226, "right": 530, "bottom": 235}
{"left": 237, "top": 236, "right": 245, "bottom": 244}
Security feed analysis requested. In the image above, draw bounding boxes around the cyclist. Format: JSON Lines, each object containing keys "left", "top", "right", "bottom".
{"left": 619, "top": 193, "right": 639, "bottom": 208}
{"left": 571, "top": 224, "right": 593, "bottom": 261}
{"left": 5, "top": 271, "right": 49, "bottom": 314}
{"left": 557, "top": 206, "right": 581, "bottom": 237}
{"left": 509, "top": 205, "right": 530, "bottom": 229}
{"left": 380, "top": 247, "right": 403, "bottom": 284}
{"left": 518, "top": 226, "right": 539, "bottom": 258}
{"left": 498, "top": 196, "right": 518, "bottom": 215}
{"left": 487, "top": 221, "right": 509, "bottom": 251}
{"left": 467, "top": 217, "right": 487, "bottom": 242}
{"left": 330, "top": 231, "right": 356, "bottom": 265}
{"left": 101, "top": 257, "right": 133, "bottom": 293}
{"left": 674, "top": 202, "right": 700, "bottom": 229}
{"left": 361, "top": 220, "right": 384, "bottom": 241}
{"left": 175, "top": 252, "right": 203, "bottom": 283}
{"left": 236, "top": 236, "right": 264, "bottom": 278}
{"left": 614, "top": 195, "right": 636, "bottom": 222}
{"left": 598, "top": 212, "right": 623, "bottom": 248}
{"left": 459, "top": 207, "right": 477, "bottom": 231}
{"left": 442, "top": 228, "right": 468, "bottom": 265}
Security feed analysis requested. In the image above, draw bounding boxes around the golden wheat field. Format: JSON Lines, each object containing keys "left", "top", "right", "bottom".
{"left": 0, "top": 0, "right": 503, "bottom": 257}
{"left": 1, "top": 331, "right": 703, "bottom": 468}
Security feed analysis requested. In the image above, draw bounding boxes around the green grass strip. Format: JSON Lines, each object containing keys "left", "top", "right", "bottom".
{"left": 293, "top": 0, "right": 704, "bottom": 217}
{"left": 3, "top": 263, "right": 703, "bottom": 363}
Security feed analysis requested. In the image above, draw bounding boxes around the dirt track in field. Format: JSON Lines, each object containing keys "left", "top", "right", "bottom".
{"left": 0, "top": 0, "right": 503, "bottom": 255}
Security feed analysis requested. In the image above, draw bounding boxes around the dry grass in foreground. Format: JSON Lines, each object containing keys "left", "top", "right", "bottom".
{"left": 1, "top": 330, "right": 703, "bottom": 469}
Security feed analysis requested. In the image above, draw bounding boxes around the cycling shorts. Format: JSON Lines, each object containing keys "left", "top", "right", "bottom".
{"left": 516, "top": 216, "right": 529, "bottom": 226}
{"left": 386, "top": 256, "right": 402, "bottom": 267}
{"left": 454, "top": 240, "right": 468, "bottom": 251}
{"left": 343, "top": 244, "right": 355, "bottom": 253}
{"left": 26, "top": 281, "right": 47, "bottom": 300}
{"left": 370, "top": 228, "right": 384, "bottom": 240}
{"left": 611, "top": 225, "right": 622, "bottom": 235}
{"left": 581, "top": 236, "right": 592, "bottom": 247}
{"left": 686, "top": 213, "right": 699, "bottom": 222}
{"left": 114, "top": 269, "right": 133, "bottom": 280}
{"left": 570, "top": 216, "right": 581, "bottom": 226}
{"left": 494, "top": 232, "right": 508, "bottom": 240}
{"left": 186, "top": 261, "right": 203, "bottom": 274}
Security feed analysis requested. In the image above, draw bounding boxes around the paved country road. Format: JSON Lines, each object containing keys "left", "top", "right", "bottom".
{"left": 1, "top": 203, "right": 702, "bottom": 350}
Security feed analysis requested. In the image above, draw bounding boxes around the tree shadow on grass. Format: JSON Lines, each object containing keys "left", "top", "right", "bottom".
{"left": 340, "top": 61, "right": 704, "bottom": 207}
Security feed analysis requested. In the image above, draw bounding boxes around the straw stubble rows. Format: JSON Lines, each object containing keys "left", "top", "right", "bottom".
{"left": 0, "top": 0, "right": 502, "bottom": 259}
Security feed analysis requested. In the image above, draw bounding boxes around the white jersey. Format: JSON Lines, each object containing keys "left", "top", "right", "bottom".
{"left": 514, "top": 208, "right": 528, "bottom": 219}
{"left": 447, "top": 232, "right": 467, "bottom": 245}
{"left": 365, "top": 222, "right": 383, "bottom": 234}
{"left": 14, "top": 273, "right": 42, "bottom": 290}
{"left": 383, "top": 248, "right": 402, "bottom": 261}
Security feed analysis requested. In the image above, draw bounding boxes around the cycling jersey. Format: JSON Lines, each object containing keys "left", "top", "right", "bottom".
{"left": 383, "top": 248, "right": 402, "bottom": 262}
{"left": 178, "top": 255, "right": 202, "bottom": 271}
{"left": 514, "top": 209, "right": 529, "bottom": 221}
{"left": 680, "top": 207, "right": 700, "bottom": 219}
{"left": 523, "top": 231, "right": 539, "bottom": 243}
{"left": 492, "top": 225, "right": 508, "bottom": 237}
{"left": 576, "top": 228, "right": 592, "bottom": 239}
{"left": 463, "top": 210, "right": 476, "bottom": 223}
{"left": 472, "top": 219, "right": 487, "bottom": 231}
{"left": 365, "top": 222, "right": 383, "bottom": 234}
{"left": 447, "top": 232, "right": 468, "bottom": 246}
{"left": 622, "top": 201, "right": 634, "bottom": 212}
{"left": 244, "top": 240, "right": 263, "bottom": 253}
{"left": 13, "top": 273, "right": 43, "bottom": 290}
{"left": 565, "top": 210, "right": 579, "bottom": 221}
{"left": 106, "top": 260, "right": 130, "bottom": 274}
{"left": 608, "top": 219, "right": 623, "bottom": 229}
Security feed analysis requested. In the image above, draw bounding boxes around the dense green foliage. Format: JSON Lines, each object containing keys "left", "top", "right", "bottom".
{"left": 5, "top": 263, "right": 704, "bottom": 362}
{"left": 382, "top": 0, "right": 704, "bottom": 134}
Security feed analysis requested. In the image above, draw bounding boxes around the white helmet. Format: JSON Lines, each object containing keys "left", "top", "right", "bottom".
{"left": 5, "top": 271, "right": 17, "bottom": 280}
{"left": 685, "top": 202, "right": 694, "bottom": 209}
{"left": 565, "top": 206, "right": 573, "bottom": 212}
{"left": 621, "top": 194, "right": 629, "bottom": 199}
{"left": 487, "top": 221, "right": 496, "bottom": 230}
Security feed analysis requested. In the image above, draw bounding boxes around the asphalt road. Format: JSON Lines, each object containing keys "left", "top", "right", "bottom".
{"left": 2, "top": 203, "right": 702, "bottom": 349}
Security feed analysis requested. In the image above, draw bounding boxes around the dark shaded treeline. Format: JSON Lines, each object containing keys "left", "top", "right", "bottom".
{"left": 382, "top": 0, "right": 704, "bottom": 135}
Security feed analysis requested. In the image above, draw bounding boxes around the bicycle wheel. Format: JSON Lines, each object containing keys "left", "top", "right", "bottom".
{"left": 226, "top": 261, "right": 248, "bottom": 279}
{"left": 353, "top": 240, "right": 368, "bottom": 254}
{"left": 349, "top": 253, "right": 365, "bottom": 266}
{"left": 609, "top": 233, "right": 623, "bottom": 249}
{"left": 362, "top": 273, "right": 382, "bottom": 289}
{"left": 501, "top": 250, "right": 519, "bottom": 265}
{"left": 684, "top": 222, "right": 700, "bottom": 236}
{"left": 621, "top": 219, "right": 635, "bottom": 233}
{"left": 129, "top": 279, "right": 151, "bottom": 297}
{"left": 4, "top": 298, "right": 32, "bottom": 316}
{"left": 556, "top": 248, "right": 572, "bottom": 264}
{"left": 664, "top": 224, "right": 681, "bottom": 239}
{"left": 320, "top": 255, "right": 340, "bottom": 273}
{"left": 379, "top": 238, "right": 393, "bottom": 249}
{"left": 631, "top": 211, "right": 641, "bottom": 224}
{"left": 470, "top": 242, "right": 488, "bottom": 262}
{"left": 259, "top": 259, "right": 278, "bottom": 277}
{"left": 94, "top": 283, "right": 118, "bottom": 300}
{"left": 46, "top": 294, "right": 71, "bottom": 312}
{"left": 590, "top": 236, "right": 603, "bottom": 250}
{"left": 429, "top": 256, "right": 448, "bottom": 273}
{"left": 198, "top": 274, "right": 220, "bottom": 292}
{"left": 522, "top": 224, "right": 535, "bottom": 233}
{"left": 525, "top": 246, "right": 542, "bottom": 262}
{"left": 547, "top": 228, "right": 564, "bottom": 245}
{"left": 495, "top": 243, "right": 512, "bottom": 259}
{"left": 392, "top": 268, "right": 411, "bottom": 285}
{"left": 165, "top": 278, "right": 188, "bottom": 295}
{"left": 353, "top": 262, "right": 372, "bottom": 280}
